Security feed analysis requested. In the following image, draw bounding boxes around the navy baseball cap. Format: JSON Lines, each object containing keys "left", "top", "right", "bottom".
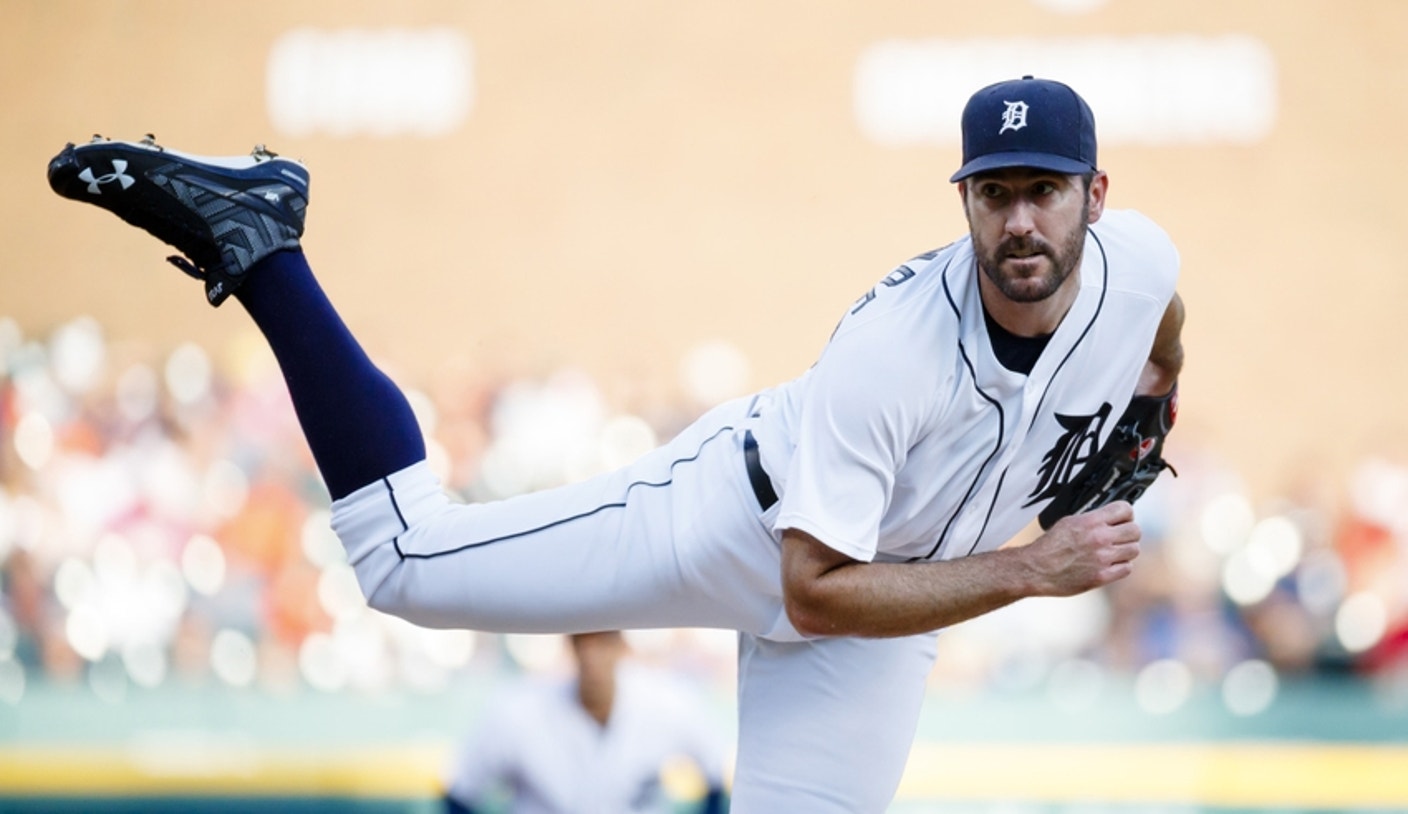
{"left": 949, "top": 76, "right": 1098, "bottom": 183}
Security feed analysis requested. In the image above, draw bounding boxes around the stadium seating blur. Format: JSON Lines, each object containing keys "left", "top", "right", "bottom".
{"left": 4, "top": 313, "right": 1407, "bottom": 706}
{"left": 7, "top": 1, "right": 1408, "bottom": 809}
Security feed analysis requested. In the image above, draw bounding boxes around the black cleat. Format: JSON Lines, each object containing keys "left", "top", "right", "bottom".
{"left": 48, "top": 135, "right": 310, "bottom": 306}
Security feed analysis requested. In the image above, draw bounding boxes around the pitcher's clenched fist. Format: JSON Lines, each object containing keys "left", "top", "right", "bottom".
{"left": 1020, "top": 501, "right": 1143, "bottom": 597}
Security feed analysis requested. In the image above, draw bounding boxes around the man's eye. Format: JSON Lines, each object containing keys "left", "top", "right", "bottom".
{"left": 1033, "top": 182, "right": 1057, "bottom": 196}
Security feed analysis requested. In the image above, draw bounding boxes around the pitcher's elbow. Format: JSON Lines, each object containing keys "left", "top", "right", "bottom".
{"left": 784, "top": 592, "right": 839, "bottom": 638}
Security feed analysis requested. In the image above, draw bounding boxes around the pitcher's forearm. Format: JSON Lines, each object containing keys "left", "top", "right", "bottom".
{"left": 782, "top": 503, "right": 1144, "bottom": 639}
{"left": 782, "top": 540, "right": 1035, "bottom": 639}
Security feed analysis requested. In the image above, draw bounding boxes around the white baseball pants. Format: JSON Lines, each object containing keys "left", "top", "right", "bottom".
{"left": 330, "top": 394, "right": 939, "bottom": 812}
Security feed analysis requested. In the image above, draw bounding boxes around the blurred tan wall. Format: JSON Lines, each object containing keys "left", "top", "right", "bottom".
{"left": 3, "top": 0, "right": 1406, "bottom": 502}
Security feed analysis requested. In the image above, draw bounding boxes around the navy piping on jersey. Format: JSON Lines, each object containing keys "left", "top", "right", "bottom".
{"left": 384, "top": 424, "right": 736, "bottom": 561}
{"left": 386, "top": 475, "right": 409, "bottom": 558}
{"left": 912, "top": 253, "right": 1006, "bottom": 563}
{"left": 385, "top": 476, "right": 410, "bottom": 530}
{"left": 972, "top": 227, "right": 1110, "bottom": 553}
{"left": 1022, "top": 228, "right": 1110, "bottom": 435}
{"left": 969, "top": 469, "right": 1009, "bottom": 558}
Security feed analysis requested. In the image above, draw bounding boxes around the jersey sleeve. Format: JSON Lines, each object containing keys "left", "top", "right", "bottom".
{"left": 773, "top": 308, "right": 943, "bottom": 562}
{"left": 1101, "top": 209, "right": 1181, "bottom": 302}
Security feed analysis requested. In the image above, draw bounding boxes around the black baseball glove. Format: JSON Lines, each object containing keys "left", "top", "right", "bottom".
{"left": 1038, "top": 384, "right": 1179, "bottom": 530}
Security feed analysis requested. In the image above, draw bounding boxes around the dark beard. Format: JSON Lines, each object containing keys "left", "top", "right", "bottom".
{"left": 975, "top": 211, "right": 1090, "bottom": 303}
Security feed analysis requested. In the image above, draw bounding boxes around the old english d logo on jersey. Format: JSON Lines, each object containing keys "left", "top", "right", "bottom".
{"left": 1023, "top": 402, "right": 1111, "bottom": 506}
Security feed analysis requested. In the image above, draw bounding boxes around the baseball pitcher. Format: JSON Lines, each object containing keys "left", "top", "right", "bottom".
{"left": 48, "top": 76, "right": 1184, "bottom": 812}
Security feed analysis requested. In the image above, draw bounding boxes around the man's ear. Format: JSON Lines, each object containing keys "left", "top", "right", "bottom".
{"left": 1087, "top": 171, "right": 1109, "bottom": 223}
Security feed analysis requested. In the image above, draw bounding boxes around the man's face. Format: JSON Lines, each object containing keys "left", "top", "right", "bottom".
{"left": 571, "top": 631, "right": 625, "bottom": 686}
{"left": 961, "top": 168, "right": 1104, "bottom": 303}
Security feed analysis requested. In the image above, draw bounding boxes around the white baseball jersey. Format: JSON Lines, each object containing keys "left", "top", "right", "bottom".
{"left": 331, "top": 207, "right": 1178, "bottom": 812}
{"left": 443, "top": 664, "right": 728, "bottom": 814}
{"left": 755, "top": 207, "right": 1179, "bottom": 564}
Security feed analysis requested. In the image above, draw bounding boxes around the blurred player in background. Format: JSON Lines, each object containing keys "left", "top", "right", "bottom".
{"left": 48, "top": 76, "right": 1184, "bottom": 811}
{"left": 442, "top": 631, "right": 728, "bottom": 814}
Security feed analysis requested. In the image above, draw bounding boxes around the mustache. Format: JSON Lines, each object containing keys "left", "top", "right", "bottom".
{"left": 998, "top": 236, "right": 1053, "bottom": 258}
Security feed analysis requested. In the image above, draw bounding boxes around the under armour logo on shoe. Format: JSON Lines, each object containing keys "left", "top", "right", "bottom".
{"left": 77, "top": 160, "right": 135, "bottom": 195}
{"left": 999, "top": 100, "right": 1029, "bottom": 134}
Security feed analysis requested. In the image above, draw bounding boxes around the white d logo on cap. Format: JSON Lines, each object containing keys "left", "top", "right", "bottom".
{"left": 999, "top": 100, "right": 1029, "bottom": 134}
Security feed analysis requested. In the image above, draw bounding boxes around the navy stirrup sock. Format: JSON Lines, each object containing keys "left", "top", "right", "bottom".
{"left": 233, "top": 249, "right": 425, "bottom": 500}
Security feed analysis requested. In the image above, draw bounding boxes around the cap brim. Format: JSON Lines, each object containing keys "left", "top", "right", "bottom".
{"left": 949, "top": 151, "right": 1094, "bottom": 183}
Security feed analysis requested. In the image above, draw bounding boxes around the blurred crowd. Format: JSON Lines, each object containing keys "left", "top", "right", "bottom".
{"left": 3, "top": 315, "right": 1408, "bottom": 718}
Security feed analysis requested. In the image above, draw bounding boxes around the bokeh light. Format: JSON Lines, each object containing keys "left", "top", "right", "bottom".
{"left": 1296, "top": 548, "right": 1348, "bottom": 617}
{"left": 1336, "top": 593, "right": 1388, "bottom": 654}
{"left": 333, "top": 614, "right": 392, "bottom": 692}
{"left": 65, "top": 603, "right": 109, "bottom": 662}
{"left": 301, "top": 510, "right": 344, "bottom": 567}
{"left": 1134, "top": 659, "right": 1193, "bottom": 715}
{"left": 13, "top": 411, "right": 54, "bottom": 471}
{"left": 598, "top": 415, "right": 657, "bottom": 471}
{"left": 115, "top": 363, "right": 160, "bottom": 423}
{"left": 680, "top": 340, "right": 750, "bottom": 406}
{"left": 418, "top": 628, "right": 476, "bottom": 671}
{"left": 1245, "top": 515, "right": 1302, "bottom": 579}
{"left": 1222, "top": 546, "right": 1277, "bottom": 607}
{"left": 1199, "top": 491, "right": 1256, "bottom": 554}
{"left": 1222, "top": 659, "right": 1278, "bottom": 717}
{"left": 316, "top": 563, "right": 368, "bottom": 622}
{"left": 504, "top": 634, "right": 567, "bottom": 674}
{"left": 53, "top": 556, "right": 96, "bottom": 610}
{"left": 299, "top": 632, "right": 347, "bottom": 693}
{"left": 203, "top": 460, "right": 250, "bottom": 520}
{"left": 48, "top": 316, "right": 105, "bottom": 394}
{"left": 122, "top": 641, "right": 168, "bottom": 689}
{"left": 164, "top": 342, "right": 212, "bottom": 405}
{"left": 181, "top": 534, "right": 227, "bottom": 596}
{"left": 211, "top": 629, "right": 258, "bottom": 688}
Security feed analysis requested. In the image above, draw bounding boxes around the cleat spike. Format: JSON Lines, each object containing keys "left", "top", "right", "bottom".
{"left": 165, "top": 254, "right": 203, "bottom": 281}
